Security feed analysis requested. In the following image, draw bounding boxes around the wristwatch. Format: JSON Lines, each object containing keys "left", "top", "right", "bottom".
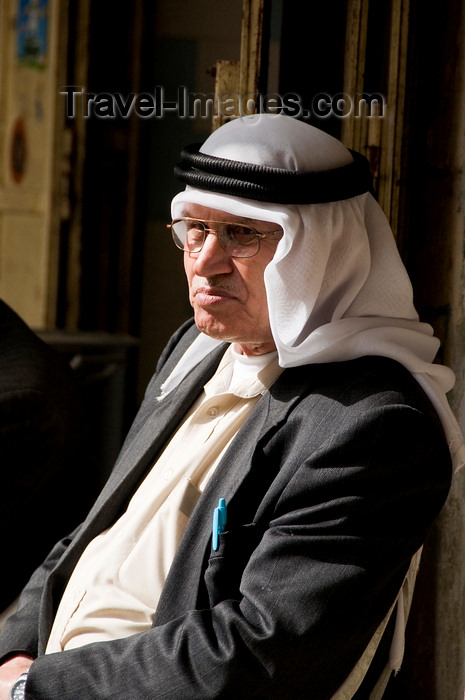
{"left": 10, "top": 673, "right": 28, "bottom": 700}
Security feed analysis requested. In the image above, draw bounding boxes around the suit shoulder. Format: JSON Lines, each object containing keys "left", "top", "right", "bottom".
{"left": 277, "top": 356, "right": 442, "bottom": 420}
{"left": 270, "top": 356, "right": 452, "bottom": 485}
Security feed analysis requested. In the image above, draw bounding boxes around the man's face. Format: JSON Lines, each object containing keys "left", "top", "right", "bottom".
{"left": 182, "top": 204, "right": 283, "bottom": 356}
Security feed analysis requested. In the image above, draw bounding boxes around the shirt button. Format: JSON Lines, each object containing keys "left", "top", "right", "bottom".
{"left": 207, "top": 406, "right": 219, "bottom": 418}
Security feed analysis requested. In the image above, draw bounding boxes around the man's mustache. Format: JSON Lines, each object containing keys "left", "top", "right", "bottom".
{"left": 192, "top": 277, "right": 237, "bottom": 296}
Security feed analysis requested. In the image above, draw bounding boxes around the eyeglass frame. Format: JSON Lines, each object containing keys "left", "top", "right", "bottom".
{"left": 167, "top": 217, "right": 283, "bottom": 259}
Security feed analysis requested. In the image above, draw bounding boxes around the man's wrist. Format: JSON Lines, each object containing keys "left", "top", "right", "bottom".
{"left": 10, "top": 673, "right": 28, "bottom": 700}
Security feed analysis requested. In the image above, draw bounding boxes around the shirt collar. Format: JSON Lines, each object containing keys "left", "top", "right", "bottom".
{"left": 204, "top": 345, "right": 282, "bottom": 399}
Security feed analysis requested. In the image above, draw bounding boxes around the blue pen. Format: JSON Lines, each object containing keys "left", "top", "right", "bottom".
{"left": 212, "top": 498, "right": 227, "bottom": 551}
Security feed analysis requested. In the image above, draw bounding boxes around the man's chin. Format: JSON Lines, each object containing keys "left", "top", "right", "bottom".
{"left": 194, "top": 314, "right": 234, "bottom": 342}
{"left": 196, "top": 324, "right": 231, "bottom": 342}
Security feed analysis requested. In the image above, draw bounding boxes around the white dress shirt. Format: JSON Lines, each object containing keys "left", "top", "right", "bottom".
{"left": 46, "top": 345, "right": 282, "bottom": 653}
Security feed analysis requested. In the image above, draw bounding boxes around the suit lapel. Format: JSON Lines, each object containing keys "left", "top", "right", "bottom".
{"left": 39, "top": 341, "right": 227, "bottom": 649}
{"left": 41, "top": 354, "right": 313, "bottom": 646}
{"left": 154, "top": 367, "right": 308, "bottom": 623}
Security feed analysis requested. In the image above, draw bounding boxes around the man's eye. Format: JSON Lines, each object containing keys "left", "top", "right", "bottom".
{"left": 186, "top": 228, "right": 204, "bottom": 243}
{"left": 186, "top": 220, "right": 205, "bottom": 231}
{"left": 226, "top": 225, "right": 256, "bottom": 244}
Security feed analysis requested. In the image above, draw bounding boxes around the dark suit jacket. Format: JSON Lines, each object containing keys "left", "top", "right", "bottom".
{"left": 0, "top": 319, "right": 452, "bottom": 699}
{"left": 0, "top": 300, "right": 96, "bottom": 610}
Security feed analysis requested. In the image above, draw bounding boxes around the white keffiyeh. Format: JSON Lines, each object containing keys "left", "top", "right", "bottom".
{"left": 164, "top": 113, "right": 465, "bottom": 471}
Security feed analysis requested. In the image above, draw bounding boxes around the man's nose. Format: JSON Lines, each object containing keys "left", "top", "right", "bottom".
{"left": 191, "top": 231, "right": 234, "bottom": 276}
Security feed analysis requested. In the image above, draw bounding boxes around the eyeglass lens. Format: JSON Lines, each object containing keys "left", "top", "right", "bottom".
{"left": 172, "top": 219, "right": 260, "bottom": 258}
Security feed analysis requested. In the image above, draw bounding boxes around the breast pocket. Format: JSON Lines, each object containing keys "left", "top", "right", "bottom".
{"left": 204, "top": 522, "right": 262, "bottom": 608}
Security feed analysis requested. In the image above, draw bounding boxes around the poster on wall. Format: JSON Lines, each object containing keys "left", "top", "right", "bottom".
{"left": 16, "top": 0, "right": 49, "bottom": 69}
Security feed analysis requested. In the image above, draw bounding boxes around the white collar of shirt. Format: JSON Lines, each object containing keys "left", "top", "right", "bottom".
{"left": 203, "top": 344, "right": 281, "bottom": 400}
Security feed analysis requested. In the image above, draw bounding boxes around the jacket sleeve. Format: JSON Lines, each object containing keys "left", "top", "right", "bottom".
{"left": 0, "top": 528, "right": 81, "bottom": 662}
{"left": 22, "top": 387, "right": 452, "bottom": 699}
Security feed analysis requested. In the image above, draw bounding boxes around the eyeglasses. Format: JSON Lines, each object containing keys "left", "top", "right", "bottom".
{"left": 167, "top": 217, "right": 283, "bottom": 259}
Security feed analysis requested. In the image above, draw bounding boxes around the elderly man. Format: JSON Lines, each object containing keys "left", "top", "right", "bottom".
{"left": 0, "top": 114, "right": 461, "bottom": 699}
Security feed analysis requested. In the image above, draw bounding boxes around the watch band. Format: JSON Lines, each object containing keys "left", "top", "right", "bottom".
{"left": 10, "top": 673, "right": 28, "bottom": 700}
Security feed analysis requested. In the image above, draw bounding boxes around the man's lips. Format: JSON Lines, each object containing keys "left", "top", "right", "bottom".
{"left": 192, "top": 284, "right": 238, "bottom": 304}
